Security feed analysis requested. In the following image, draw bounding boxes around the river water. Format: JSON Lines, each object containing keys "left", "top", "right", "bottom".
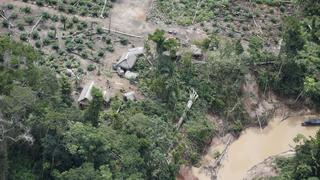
{"left": 193, "top": 115, "right": 320, "bottom": 180}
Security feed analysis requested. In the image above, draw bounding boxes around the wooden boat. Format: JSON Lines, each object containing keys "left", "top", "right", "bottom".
{"left": 301, "top": 119, "right": 320, "bottom": 126}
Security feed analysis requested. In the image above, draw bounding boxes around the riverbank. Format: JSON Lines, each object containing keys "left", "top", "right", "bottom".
{"left": 185, "top": 113, "right": 319, "bottom": 180}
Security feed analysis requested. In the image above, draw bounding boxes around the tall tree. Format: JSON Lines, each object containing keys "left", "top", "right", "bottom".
{"left": 283, "top": 16, "right": 305, "bottom": 56}
{"left": 149, "top": 30, "right": 180, "bottom": 109}
{"left": 83, "top": 87, "right": 103, "bottom": 127}
{"left": 60, "top": 77, "right": 72, "bottom": 106}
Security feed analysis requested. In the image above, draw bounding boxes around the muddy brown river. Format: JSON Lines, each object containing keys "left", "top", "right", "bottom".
{"left": 193, "top": 115, "right": 319, "bottom": 180}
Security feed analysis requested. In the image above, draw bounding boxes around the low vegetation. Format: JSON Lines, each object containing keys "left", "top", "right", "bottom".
{"left": 254, "top": 0, "right": 320, "bottom": 107}
{"left": 274, "top": 131, "right": 320, "bottom": 179}
{"left": 151, "top": 0, "right": 293, "bottom": 47}
{"left": 0, "top": 4, "right": 129, "bottom": 82}
{"left": 21, "top": 0, "right": 115, "bottom": 17}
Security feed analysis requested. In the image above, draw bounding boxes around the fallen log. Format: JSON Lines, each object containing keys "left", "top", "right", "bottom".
{"left": 102, "top": 28, "right": 142, "bottom": 38}
{"left": 176, "top": 88, "right": 198, "bottom": 130}
{"left": 28, "top": 16, "right": 43, "bottom": 38}
{"left": 256, "top": 114, "right": 263, "bottom": 132}
{"left": 203, "top": 137, "right": 232, "bottom": 179}
{"left": 73, "top": 0, "right": 80, "bottom": 6}
{"left": 246, "top": 149, "right": 295, "bottom": 173}
{"left": 69, "top": 51, "right": 97, "bottom": 63}
{"left": 211, "top": 137, "right": 232, "bottom": 169}
{"left": 0, "top": 10, "right": 14, "bottom": 28}
{"left": 100, "top": 0, "right": 108, "bottom": 18}
{"left": 192, "top": 0, "right": 203, "bottom": 24}
{"left": 253, "top": 61, "right": 276, "bottom": 66}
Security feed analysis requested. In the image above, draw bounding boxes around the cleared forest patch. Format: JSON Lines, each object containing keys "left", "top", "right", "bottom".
{"left": 18, "top": 0, "right": 114, "bottom": 17}
{"left": 0, "top": 3, "right": 136, "bottom": 91}
{"left": 150, "top": 0, "right": 294, "bottom": 48}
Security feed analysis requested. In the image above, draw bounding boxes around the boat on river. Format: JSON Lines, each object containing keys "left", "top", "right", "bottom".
{"left": 301, "top": 119, "right": 320, "bottom": 126}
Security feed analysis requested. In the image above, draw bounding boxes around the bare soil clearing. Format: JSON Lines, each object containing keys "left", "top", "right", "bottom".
{"left": 108, "top": 0, "right": 155, "bottom": 36}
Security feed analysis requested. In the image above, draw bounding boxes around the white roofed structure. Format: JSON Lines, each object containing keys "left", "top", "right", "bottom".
{"left": 77, "top": 81, "right": 94, "bottom": 107}
{"left": 116, "top": 47, "right": 144, "bottom": 70}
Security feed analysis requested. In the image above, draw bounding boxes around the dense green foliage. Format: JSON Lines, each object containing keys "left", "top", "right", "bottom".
{"left": 0, "top": 36, "right": 214, "bottom": 179}
{"left": 274, "top": 131, "right": 320, "bottom": 179}
{"left": 138, "top": 30, "right": 250, "bottom": 135}
{"left": 254, "top": 0, "right": 320, "bottom": 107}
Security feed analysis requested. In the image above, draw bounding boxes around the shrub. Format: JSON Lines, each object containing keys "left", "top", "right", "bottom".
{"left": 41, "top": 12, "right": 51, "bottom": 20}
{"left": 51, "top": 15, "right": 59, "bottom": 22}
{"left": 10, "top": 12, "right": 18, "bottom": 20}
{"left": 269, "top": 9, "right": 274, "bottom": 14}
{"left": 35, "top": 40, "right": 42, "bottom": 48}
{"left": 76, "top": 23, "right": 84, "bottom": 31}
{"left": 76, "top": 44, "right": 84, "bottom": 51}
{"left": 2, "top": 20, "right": 9, "bottom": 28}
{"left": 50, "top": 25, "right": 56, "bottom": 30}
{"left": 73, "top": 37, "right": 83, "bottom": 45}
{"left": 52, "top": 42, "right": 59, "bottom": 50}
{"left": 228, "top": 32, "right": 234, "bottom": 38}
{"left": 58, "top": 49, "right": 65, "bottom": 55}
{"left": 58, "top": 3, "right": 65, "bottom": 12}
{"left": 31, "top": 31, "right": 40, "bottom": 40}
{"left": 49, "top": 0, "right": 58, "bottom": 5}
{"left": 67, "top": 5, "right": 76, "bottom": 14}
{"left": 65, "top": 61, "right": 72, "bottom": 68}
{"left": 24, "top": 16, "right": 34, "bottom": 25}
{"left": 43, "top": 37, "right": 51, "bottom": 46}
{"left": 17, "top": 22, "right": 25, "bottom": 30}
{"left": 72, "top": 16, "right": 79, "bottom": 23}
{"left": 80, "top": 8, "right": 88, "bottom": 16}
{"left": 80, "top": 21, "right": 87, "bottom": 28}
{"left": 78, "top": 67, "right": 84, "bottom": 73}
{"left": 86, "top": 42, "right": 94, "bottom": 49}
{"left": 98, "top": 50, "right": 105, "bottom": 57}
{"left": 120, "top": 37, "right": 129, "bottom": 45}
{"left": 20, "top": 32, "right": 28, "bottom": 41}
{"left": 81, "top": 51, "right": 88, "bottom": 59}
{"left": 66, "top": 21, "right": 74, "bottom": 29}
{"left": 47, "top": 31, "right": 56, "bottom": 39}
{"left": 7, "top": 4, "right": 14, "bottom": 9}
{"left": 36, "top": 0, "right": 44, "bottom": 6}
{"left": 96, "top": 26, "right": 103, "bottom": 34}
{"left": 87, "top": 64, "right": 96, "bottom": 71}
{"left": 10, "top": 56, "right": 20, "bottom": 68}
{"left": 22, "top": 7, "right": 32, "bottom": 14}
{"left": 106, "top": 44, "right": 114, "bottom": 52}
{"left": 103, "top": 36, "right": 112, "bottom": 44}
{"left": 65, "top": 42, "right": 74, "bottom": 52}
